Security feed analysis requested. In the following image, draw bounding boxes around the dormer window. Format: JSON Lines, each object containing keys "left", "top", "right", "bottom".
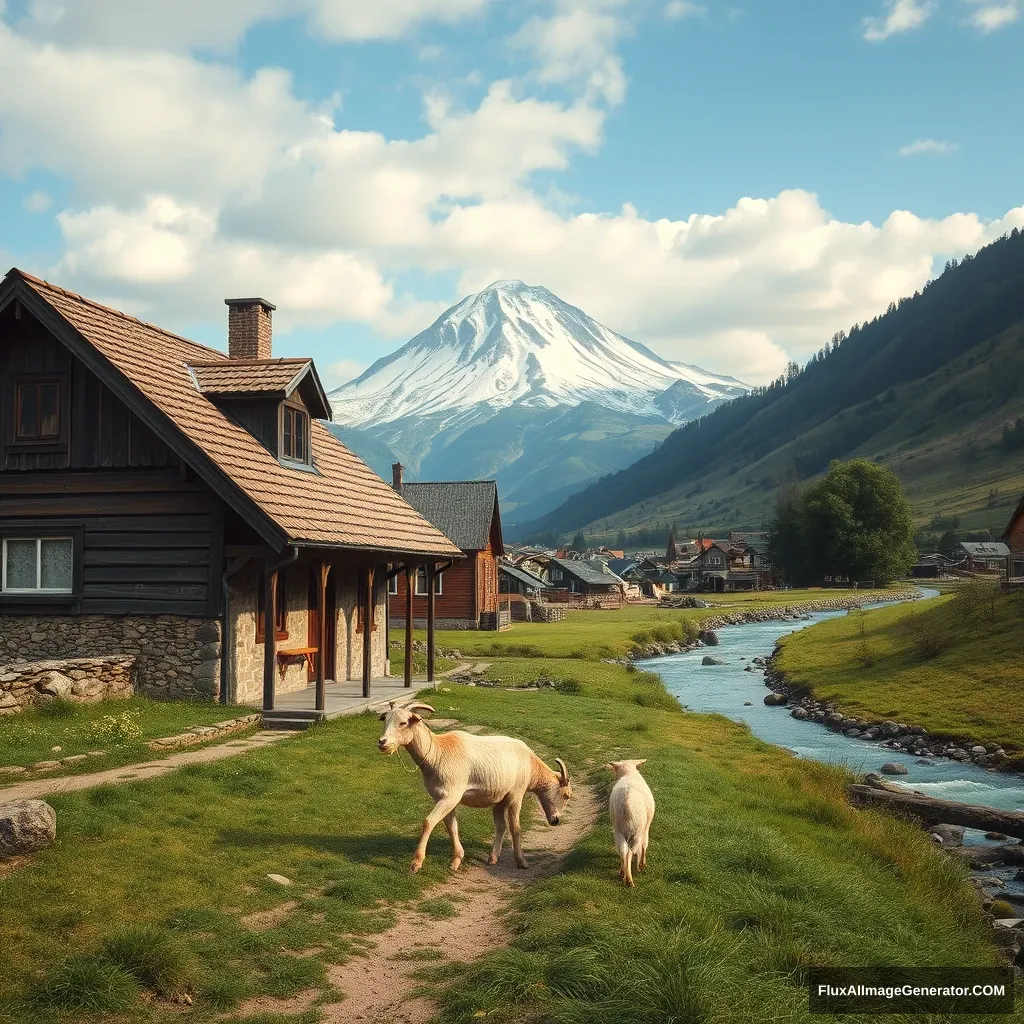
{"left": 282, "top": 405, "right": 309, "bottom": 464}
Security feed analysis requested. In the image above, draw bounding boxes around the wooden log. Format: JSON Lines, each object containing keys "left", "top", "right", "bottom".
{"left": 849, "top": 784, "right": 1024, "bottom": 840}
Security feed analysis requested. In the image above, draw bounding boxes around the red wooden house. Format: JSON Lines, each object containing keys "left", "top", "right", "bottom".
{"left": 1004, "top": 492, "right": 1024, "bottom": 579}
{"left": 389, "top": 470, "right": 505, "bottom": 629}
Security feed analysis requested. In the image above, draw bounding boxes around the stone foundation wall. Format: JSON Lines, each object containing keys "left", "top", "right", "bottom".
{"left": 529, "top": 602, "right": 566, "bottom": 622}
{"left": 0, "top": 615, "right": 221, "bottom": 700}
{"left": 0, "top": 656, "right": 134, "bottom": 715}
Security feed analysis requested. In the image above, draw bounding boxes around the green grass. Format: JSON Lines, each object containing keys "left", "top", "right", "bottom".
{"left": 404, "top": 589, "right": 903, "bottom": 661}
{"left": 0, "top": 599, "right": 1010, "bottom": 1023}
{"left": 0, "top": 696, "right": 257, "bottom": 776}
{"left": 776, "top": 583, "right": 1024, "bottom": 757}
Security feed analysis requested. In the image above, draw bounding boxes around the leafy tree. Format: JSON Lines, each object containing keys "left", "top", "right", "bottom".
{"left": 571, "top": 530, "right": 587, "bottom": 552}
{"left": 615, "top": 530, "right": 627, "bottom": 549}
{"left": 802, "top": 459, "right": 916, "bottom": 584}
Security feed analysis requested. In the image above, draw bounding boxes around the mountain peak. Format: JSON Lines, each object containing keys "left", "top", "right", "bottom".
{"left": 330, "top": 282, "right": 748, "bottom": 426}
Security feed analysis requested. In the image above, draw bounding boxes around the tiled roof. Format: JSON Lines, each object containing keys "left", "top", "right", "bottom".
{"left": 189, "top": 359, "right": 310, "bottom": 395}
{"left": 10, "top": 271, "right": 460, "bottom": 559}
{"left": 400, "top": 481, "right": 501, "bottom": 553}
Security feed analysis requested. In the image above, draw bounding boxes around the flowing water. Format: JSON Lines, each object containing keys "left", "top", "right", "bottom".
{"left": 638, "top": 590, "right": 1024, "bottom": 901}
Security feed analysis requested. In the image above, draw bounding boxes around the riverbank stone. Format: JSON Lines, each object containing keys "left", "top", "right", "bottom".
{"left": 701, "top": 655, "right": 725, "bottom": 666}
{"left": 764, "top": 692, "right": 786, "bottom": 706}
{"left": 880, "top": 762, "right": 909, "bottom": 775}
{"left": 0, "top": 799, "right": 56, "bottom": 856}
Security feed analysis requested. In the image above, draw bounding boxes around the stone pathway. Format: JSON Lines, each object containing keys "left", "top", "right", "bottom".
{"left": 0, "top": 730, "right": 291, "bottom": 802}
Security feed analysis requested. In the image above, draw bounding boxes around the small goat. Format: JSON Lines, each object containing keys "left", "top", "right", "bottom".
{"left": 378, "top": 702, "right": 572, "bottom": 873}
{"left": 606, "top": 759, "right": 655, "bottom": 887}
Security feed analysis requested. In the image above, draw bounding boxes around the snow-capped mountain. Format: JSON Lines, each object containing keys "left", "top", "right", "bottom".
{"left": 328, "top": 281, "right": 749, "bottom": 523}
{"left": 331, "top": 281, "right": 746, "bottom": 425}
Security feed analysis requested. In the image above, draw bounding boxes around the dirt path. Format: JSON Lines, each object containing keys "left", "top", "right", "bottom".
{"left": 0, "top": 730, "right": 290, "bottom": 802}
{"left": 317, "top": 783, "right": 601, "bottom": 1024}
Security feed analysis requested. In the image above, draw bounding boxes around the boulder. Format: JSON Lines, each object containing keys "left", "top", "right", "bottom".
{"left": 880, "top": 762, "right": 909, "bottom": 776}
{"left": 763, "top": 692, "right": 787, "bottom": 706}
{"left": 790, "top": 707, "right": 809, "bottom": 720}
{"left": 0, "top": 799, "right": 57, "bottom": 856}
{"left": 701, "top": 656, "right": 725, "bottom": 666}
{"left": 699, "top": 630, "right": 720, "bottom": 647}
{"left": 930, "top": 824, "right": 965, "bottom": 847}
{"left": 35, "top": 671, "right": 73, "bottom": 699}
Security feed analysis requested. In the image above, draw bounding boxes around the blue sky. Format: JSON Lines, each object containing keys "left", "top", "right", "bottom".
{"left": 1, "top": 0, "right": 1021, "bottom": 385}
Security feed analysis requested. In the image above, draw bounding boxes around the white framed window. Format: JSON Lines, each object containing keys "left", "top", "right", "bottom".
{"left": 2, "top": 537, "right": 74, "bottom": 593}
{"left": 414, "top": 567, "right": 442, "bottom": 596}
{"left": 388, "top": 574, "right": 398, "bottom": 595}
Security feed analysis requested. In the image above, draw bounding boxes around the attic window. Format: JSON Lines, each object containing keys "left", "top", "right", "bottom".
{"left": 14, "top": 378, "right": 62, "bottom": 443}
{"left": 281, "top": 405, "right": 309, "bottom": 464}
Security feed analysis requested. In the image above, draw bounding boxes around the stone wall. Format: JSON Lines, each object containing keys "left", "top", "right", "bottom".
{"left": 0, "top": 656, "right": 134, "bottom": 715}
{"left": 403, "top": 617, "right": 479, "bottom": 631}
{"left": 228, "top": 562, "right": 389, "bottom": 705}
{"left": 0, "top": 615, "right": 220, "bottom": 700}
{"left": 529, "top": 602, "right": 566, "bottom": 622}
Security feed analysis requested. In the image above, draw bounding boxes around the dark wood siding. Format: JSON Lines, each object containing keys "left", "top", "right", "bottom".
{"left": 389, "top": 557, "right": 477, "bottom": 623}
{"left": 1, "top": 307, "right": 178, "bottom": 472}
{"left": 0, "top": 471, "right": 221, "bottom": 617}
{"left": 215, "top": 398, "right": 280, "bottom": 455}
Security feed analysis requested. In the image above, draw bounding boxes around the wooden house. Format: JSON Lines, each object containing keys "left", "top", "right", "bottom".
{"left": 1002, "top": 495, "right": 1024, "bottom": 579}
{"left": 0, "top": 269, "right": 461, "bottom": 723}
{"left": 499, "top": 562, "right": 546, "bottom": 599}
{"left": 519, "top": 555, "right": 623, "bottom": 607}
{"left": 954, "top": 541, "right": 1010, "bottom": 571}
{"left": 388, "top": 474, "right": 504, "bottom": 630}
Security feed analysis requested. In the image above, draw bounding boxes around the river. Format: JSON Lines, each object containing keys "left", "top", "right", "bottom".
{"left": 638, "top": 590, "right": 1024, "bottom": 902}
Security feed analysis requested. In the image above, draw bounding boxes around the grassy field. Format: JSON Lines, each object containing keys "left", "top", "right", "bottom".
{"left": 775, "top": 582, "right": 1024, "bottom": 758}
{"left": 0, "top": 697, "right": 257, "bottom": 777}
{"left": 412, "top": 588, "right": 902, "bottom": 661}
{"left": 0, "top": 605, "right": 1012, "bottom": 1023}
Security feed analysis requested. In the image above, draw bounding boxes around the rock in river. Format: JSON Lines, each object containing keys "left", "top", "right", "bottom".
{"left": 880, "top": 762, "right": 909, "bottom": 776}
{"left": 0, "top": 799, "right": 57, "bottom": 856}
{"left": 699, "top": 630, "right": 720, "bottom": 647}
{"left": 701, "top": 655, "right": 725, "bottom": 666}
{"left": 764, "top": 692, "right": 787, "bottom": 706}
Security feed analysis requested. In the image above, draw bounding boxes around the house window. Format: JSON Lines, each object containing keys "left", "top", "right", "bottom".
{"left": 281, "top": 406, "right": 309, "bottom": 463}
{"left": 414, "top": 567, "right": 442, "bottom": 596}
{"left": 2, "top": 537, "right": 73, "bottom": 593}
{"left": 388, "top": 574, "right": 398, "bottom": 595}
{"left": 256, "top": 571, "right": 288, "bottom": 641}
{"left": 15, "top": 379, "right": 62, "bottom": 442}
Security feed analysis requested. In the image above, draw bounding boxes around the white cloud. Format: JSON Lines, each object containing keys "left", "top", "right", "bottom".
{"left": 898, "top": 138, "right": 958, "bottom": 156}
{"left": 665, "top": 0, "right": 705, "bottom": 18}
{"left": 863, "top": 0, "right": 933, "bottom": 41}
{"left": 964, "top": 1, "right": 1020, "bottom": 31}
{"left": 14, "top": 0, "right": 491, "bottom": 49}
{"left": 22, "top": 189, "right": 51, "bottom": 212}
{"left": 325, "top": 358, "right": 369, "bottom": 387}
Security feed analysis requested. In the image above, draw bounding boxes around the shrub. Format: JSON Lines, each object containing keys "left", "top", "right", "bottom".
{"left": 37, "top": 696, "right": 79, "bottom": 719}
{"left": 554, "top": 679, "right": 582, "bottom": 695}
{"left": 90, "top": 709, "right": 143, "bottom": 743}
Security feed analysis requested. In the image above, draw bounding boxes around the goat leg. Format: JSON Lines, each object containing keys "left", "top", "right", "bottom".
{"left": 444, "top": 809, "right": 465, "bottom": 871}
{"left": 411, "top": 796, "right": 460, "bottom": 873}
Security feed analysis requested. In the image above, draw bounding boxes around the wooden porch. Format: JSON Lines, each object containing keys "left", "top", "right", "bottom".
{"left": 257, "top": 676, "right": 429, "bottom": 730}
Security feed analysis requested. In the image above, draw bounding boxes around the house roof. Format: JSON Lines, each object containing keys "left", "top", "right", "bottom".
{"left": 189, "top": 358, "right": 328, "bottom": 411}
{"left": 399, "top": 481, "right": 502, "bottom": 554}
{"left": 605, "top": 558, "right": 636, "bottom": 575}
{"left": 551, "top": 557, "right": 620, "bottom": 586}
{"left": 500, "top": 563, "right": 546, "bottom": 589}
{"left": 3, "top": 269, "right": 461, "bottom": 559}
{"left": 957, "top": 541, "right": 1010, "bottom": 558}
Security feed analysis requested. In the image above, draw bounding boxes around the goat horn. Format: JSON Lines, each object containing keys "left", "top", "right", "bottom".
{"left": 408, "top": 703, "right": 436, "bottom": 715}
{"left": 555, "top": 758, "right": 569, "bottom": 785}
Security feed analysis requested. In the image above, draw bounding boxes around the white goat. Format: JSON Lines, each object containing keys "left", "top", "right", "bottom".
{"left": 606, "top": 759, "right": 655, "bottom": 887}
{"left": 378, "top": 703, "right": 572, "bottom": 873}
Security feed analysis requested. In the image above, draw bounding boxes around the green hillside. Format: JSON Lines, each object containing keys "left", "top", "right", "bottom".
{"left": 519, "top": 228, "right": 1024, "bottom": 542}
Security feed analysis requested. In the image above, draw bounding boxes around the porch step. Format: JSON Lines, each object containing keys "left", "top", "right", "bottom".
{"left": 260, "top": 709, "right": 326, "bottom": 731}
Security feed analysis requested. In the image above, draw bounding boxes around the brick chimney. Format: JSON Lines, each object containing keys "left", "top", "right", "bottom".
{"left": 225, "top": 297, "right": 276, "bottom": 360}
{"left": 392, "top": 462, "right": 404, "bottom": 492}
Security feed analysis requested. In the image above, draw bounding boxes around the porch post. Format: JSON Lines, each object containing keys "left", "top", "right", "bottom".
{"left": 262, "top": 568, "right": 277, "bottom": 712}
{"left": 316, "top": 561, "right": 330, "bottom": 712}
{"left": 362, "top": 563, "right": 375, "bottom": 699}
{"left": 404, "top": 563, "right": 414, "bottom": 688}
{"left": 426, "top": 562, "right": 436, "bottom": 684}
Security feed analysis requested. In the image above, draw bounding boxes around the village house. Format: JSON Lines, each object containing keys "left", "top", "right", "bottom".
{"left": 516, "top": 554, "right": 624, "bottom": 607}
{"left": 0, "top": 269, "right": 461, "bottom": 724}
{"left": 387, "top": 472, "right": 505, "bottom": 630}
{"left": 953, "top": 541, "right": 1011, "bottom": 572}
{"left": 1003, "top": 494, "right": 1024, "bottom": 580}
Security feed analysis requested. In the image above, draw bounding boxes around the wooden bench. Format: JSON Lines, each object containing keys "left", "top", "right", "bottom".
{"left": 277, "top": 646, "right": 318, "bottom": 678}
